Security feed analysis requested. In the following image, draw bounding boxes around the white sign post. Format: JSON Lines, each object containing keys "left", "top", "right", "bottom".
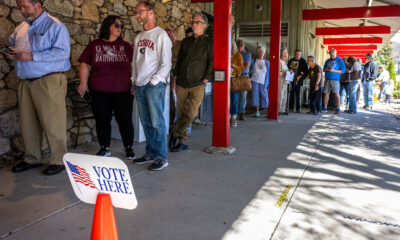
{"left": 63, "top": 153, "right": 138, "bottom": 210}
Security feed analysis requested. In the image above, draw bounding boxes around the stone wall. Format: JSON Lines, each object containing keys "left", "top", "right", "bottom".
{"left": 0, "top": 0, "right": 201, "bottom": 167}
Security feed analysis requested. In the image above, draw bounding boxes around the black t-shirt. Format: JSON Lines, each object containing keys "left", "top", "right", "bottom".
{"left": 309, "top": 65, "right": 322, "bottom": 89}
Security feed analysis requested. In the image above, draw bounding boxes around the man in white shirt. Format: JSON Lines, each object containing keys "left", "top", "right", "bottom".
{"left": 377, "top": 65, "right": 390, "bottom": 100}
{"left": 131, "top": 1, "right": 172, "bottom": 171}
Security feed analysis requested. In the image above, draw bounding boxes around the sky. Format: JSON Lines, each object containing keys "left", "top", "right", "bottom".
{"left": 391, "top": 31, "right": 400, "bottom": 43}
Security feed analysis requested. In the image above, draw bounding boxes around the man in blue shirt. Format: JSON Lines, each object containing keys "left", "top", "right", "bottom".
{"left": 322, "top": 48, "right": 345, "bottom": 114}
{"left": 2, "top": 0, "right": 71, "bottom": 175}
{"left": 236, "top": 39, "right": 252, "bottom": 120}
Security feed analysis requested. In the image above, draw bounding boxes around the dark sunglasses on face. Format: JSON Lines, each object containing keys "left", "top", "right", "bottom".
{"left": 114, "top": 23, "right": 124, "bottom": 29}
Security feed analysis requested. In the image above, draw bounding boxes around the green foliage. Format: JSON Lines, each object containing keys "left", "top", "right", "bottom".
{"left": 393, "top": 88, "right": 399, "bottom": 98}
{"left": 388, "top": 61, "right": 396, "bottom": 81}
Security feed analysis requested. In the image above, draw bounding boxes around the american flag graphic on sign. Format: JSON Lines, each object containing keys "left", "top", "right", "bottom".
{"left": 66, "top": 161, "right": 97, "bottom": 189}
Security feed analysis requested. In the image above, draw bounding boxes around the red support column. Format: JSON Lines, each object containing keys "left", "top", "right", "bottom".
{"left": 268, "top": 0, "right": 282, "bottom": 120}
{"left": 212, "top": 0, "right": 232, "bottom": 147}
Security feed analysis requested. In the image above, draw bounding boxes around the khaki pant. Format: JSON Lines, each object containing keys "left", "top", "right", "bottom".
{"left": 279, "top": 79, "right": 289, "bottom": 113}
{"left": 173, "top": 84, "right": 205, "bottom": 144}
{"left": 18, "top": 73, "right": 67, "bottom": 165}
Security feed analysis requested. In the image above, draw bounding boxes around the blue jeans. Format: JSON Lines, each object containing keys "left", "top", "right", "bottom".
{"left": 230, "top": 91, "right": 240, "bottom": 115}
{"left": 135, "top": 83, "right": 168, "bottom": 160}
{"left": 340, "top": 82, "right": 349, "bottom": 107}
{"left": 363, "top": 81, "right": 375, "bottom": 107}
{"left": 251, "top": 82, "right": 268, "bottom": 108}
{"left": 238, "top": 91, "right": 247, "bottom": 113}
{"left": 349, "top": 80, "right": 360, "bottom": 112}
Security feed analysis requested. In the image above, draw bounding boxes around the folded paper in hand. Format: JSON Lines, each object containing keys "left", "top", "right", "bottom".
{"left": 285, "top": 71, "right": 294, "bottom": 82}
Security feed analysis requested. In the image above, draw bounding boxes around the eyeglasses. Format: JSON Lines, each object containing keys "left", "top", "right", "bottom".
{"left": 114, "top": 23, "right": 124, "bottom": 29}
{"left": 134, "top": 9, "right": 150, "bottom": 15}
{"left": 191, "top": 20, "right": 205, "bottom": 25}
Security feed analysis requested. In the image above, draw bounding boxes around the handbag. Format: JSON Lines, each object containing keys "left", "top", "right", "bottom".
{"left": 350, "top": 71, "right": 361, "bottom": 80}
{"left": 231, "top": 76, "right": 252, "bottom": 92}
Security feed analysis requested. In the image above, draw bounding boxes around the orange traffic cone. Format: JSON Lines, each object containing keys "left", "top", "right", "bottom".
{"left": 91, "top": 193, "right": 119, "bottom": 240}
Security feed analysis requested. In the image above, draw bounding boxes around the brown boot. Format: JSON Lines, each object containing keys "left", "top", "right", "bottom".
{"left": 238, "top": 113, "right": 245, "bottom": 121}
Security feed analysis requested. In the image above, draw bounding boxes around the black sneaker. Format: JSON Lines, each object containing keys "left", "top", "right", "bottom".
{"left": 125, "top": 146, "right": 136, "bottom": 160}
{"left": 171, "top": 143, "right": 189, "bottom": 152}
{"left": 132, "top": 154, "right": 154, "bottom": 165}
{"left": 149, "top": 158, "right": 168, "bottom": 171}
{"left": 96, "top": 147, "right": 111, "bottom": 157}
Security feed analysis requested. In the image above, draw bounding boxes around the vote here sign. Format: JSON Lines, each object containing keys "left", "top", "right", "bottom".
{"left": 63, "top": 153, "right": 138, "bottom": 210}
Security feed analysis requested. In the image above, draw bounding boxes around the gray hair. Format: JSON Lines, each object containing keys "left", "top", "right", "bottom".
{"left": 192, "top": 12, "right": 208, "bottom": 28}
{"left": 280, "top": 48, "right": 288, "bottom": 56}
{"left": 329, "top": 48, "right": 337, "bottom": 54}
{"left": 256, "top": 46, "right": 265, "bottom": 56}
{"left": 307, "top": 55, "right": 315, "bottom": 62}
{"left": 231, "top": 41, "right": 238, "bottom": 55}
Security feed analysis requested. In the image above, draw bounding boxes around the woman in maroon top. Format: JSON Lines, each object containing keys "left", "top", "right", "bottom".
{"left": 77, "top": 15, "right": 135, "bottom": 159}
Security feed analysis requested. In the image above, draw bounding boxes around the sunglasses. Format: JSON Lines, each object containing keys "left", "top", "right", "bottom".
{"left": 192, "top": 20, "right": 205, "bottom": 25}
{"left": 114, "top": 23, "right": 124, "bottom": 29}
{"left": 133, "top": 9, "right": 150, "bottom": 15}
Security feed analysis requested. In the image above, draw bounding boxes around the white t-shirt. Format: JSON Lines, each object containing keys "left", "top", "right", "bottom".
{"left": 378, "top": 70, "right": 390, "bottom": 83}
{"left": 251, "top": 59, "right": 266, "bottom": 84}
{"left": 131, "top": 26, "right": 172, "bottom": 86}
{"left": 279, "top": 59, "right": 288, "bottom": 81}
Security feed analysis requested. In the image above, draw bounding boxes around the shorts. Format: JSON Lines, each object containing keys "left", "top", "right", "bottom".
{"left": 324, "top": 80, "right": 340, "bottom": 93}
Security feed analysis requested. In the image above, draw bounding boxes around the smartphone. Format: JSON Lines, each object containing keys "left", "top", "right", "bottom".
{"left": 83, "top": 91, "right": 92, "bottom": 102}
{"left": 0, "top": 47, "right": 15, "bottom": 55}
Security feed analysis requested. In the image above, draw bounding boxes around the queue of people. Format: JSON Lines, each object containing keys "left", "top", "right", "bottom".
{"left": 3, "top": 0, "right": 210, "bottom": 174}
{"left": 2, "top": 0, "right": 391, "bottom": 176}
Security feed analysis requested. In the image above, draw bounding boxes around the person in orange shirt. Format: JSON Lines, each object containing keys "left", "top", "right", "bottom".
{"left": 230, "top": 42, "right": 244, "bottom": 127}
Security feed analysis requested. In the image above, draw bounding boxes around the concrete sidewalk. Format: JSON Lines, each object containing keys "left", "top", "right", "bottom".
{"left": 0, "top": 105, "right": 399, "bottom": 240}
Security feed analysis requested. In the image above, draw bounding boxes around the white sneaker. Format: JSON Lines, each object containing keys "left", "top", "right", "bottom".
{"left": 255, "top": 111, "right": 260, "bottom": 117}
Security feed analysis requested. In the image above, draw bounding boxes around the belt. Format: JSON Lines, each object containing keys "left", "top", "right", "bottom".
{"left": 24, "top": 72, "right": 65, "bottom": 82}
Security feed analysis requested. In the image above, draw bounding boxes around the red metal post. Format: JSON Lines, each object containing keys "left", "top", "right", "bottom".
{"left": 323, "top": 37, "right": 382, "bottom": 45}
{"left": 316, "top": 26, "right": 390, "bottom": 36}
{"left": 267, "top": 0, "right": 282, "bottom": 120}
{"left": 212, "top": 0, "right": 232, "bottom": 147}
{"left": 303, "top": 5, "right": 400, "bottom": 20}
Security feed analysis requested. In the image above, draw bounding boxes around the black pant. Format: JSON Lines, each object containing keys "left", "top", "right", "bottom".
{"left": 309, "top": 87, "right": 322, "bottom": 113}
{"left": 90, "top": 90, "right": 134, "bottom": 148}
{"left": 289, "top": 83, "right": 302, "bottom": 110}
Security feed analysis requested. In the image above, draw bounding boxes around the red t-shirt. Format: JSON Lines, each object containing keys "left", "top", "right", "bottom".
{"left": 78, "top": 39, "right": 133, "bottom": 92}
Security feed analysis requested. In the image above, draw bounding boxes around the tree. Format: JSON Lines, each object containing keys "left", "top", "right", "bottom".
{"left": 388, "top": 60, "right": 396, "bottom": 81}
{"left": 374, "top": 42, "right": 394, "bottom": 72}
